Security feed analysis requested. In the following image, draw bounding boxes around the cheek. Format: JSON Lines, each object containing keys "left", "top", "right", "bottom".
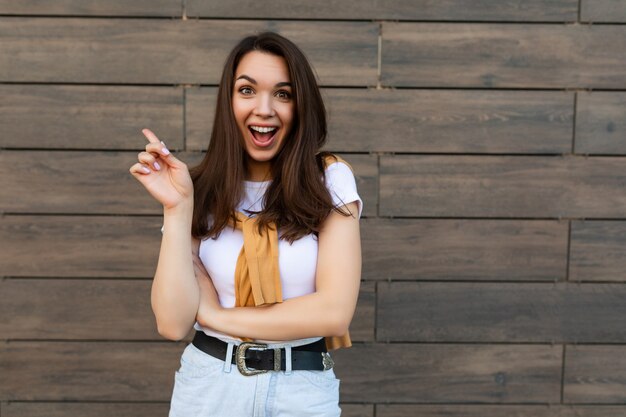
{"left": 280, "top": 105, "right": 295, "bottom": 127}
{"left": 232, "top": 99, "right": 249, "bottom": 121}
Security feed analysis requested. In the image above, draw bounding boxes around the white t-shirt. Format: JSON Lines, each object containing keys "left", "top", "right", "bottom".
{"left": 162, "top": 160, "right": 362, "bottom": 345}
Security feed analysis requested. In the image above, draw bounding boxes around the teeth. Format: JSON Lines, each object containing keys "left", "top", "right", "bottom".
{"left": 250, "top": 126, "right": 277, "bottom": 133}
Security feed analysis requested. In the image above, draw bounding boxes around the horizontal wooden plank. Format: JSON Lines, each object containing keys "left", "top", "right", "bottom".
{"left": 576, "top": 92, "right": 626, "bottom": 155}
{"left": 0, "top": 0, "right": 181, "bottom": 16}
{"left": 0, "top": 150, "right": 145, "bottom": 212}
{"left": 187, "top": 87, "right": 574, "bottom": 154}
{"left": 564, "top": 345, "right": 626, "bottom": 403}
{"left": 341, "top": 404, "right": 374, "bottom": 417}
{"left": 2, "top": 403, "right": 169, "bottom": 417}
{"left": 1, "top": 217, "right": 569, "bottom": 281}
{"left": 0, "top": 19, "right": 377, "bottom": 86}
{"left": 187, "top": 0, "right": 578, "bottom": 21}
{"left": 0, "top": 151, "right": 201, "bottom": 214}
{"left": 378, "top": 405, "right": 626, "bottom": 417}
{"left": 380, "top": 155, "right": 626, "bottom": 218}
{"left": 340, "top": 154, "right": 378, "bottom": 218}
{"left": 378, "top": 282, "right": 626, "bottom": 343}
{"left": 0, "top": 85, "right": 184, "bottom": 150}
{"left": 0, "top": 341, "right": 183, "bottom": 400}
{"left": 184, "top": 86, "right": 215, "bottom": 151}
{"left": 581, "top": 0, "right": 626, "bottom": 22}
{"left": 361, "top": 219, "right": 567, "bottom": 281}
{"left": 0, "top": 278, "right": 374, "bottom": 341}
{"left": 382, "top": 23, "right": 626, "bottom": 88}
{"left": 332, "top": 344, "right": 562, "bottom": 403}
{"left": 1, "top": 216, "right": 162, "bottom": 277}
{"left": 0, "top": 151, "right": 376, "bottom": 216}
{"left": 570, "top": 221, "right": 626, "bottom": 282}
{"left": 350, "top": 281, "right": 375, "bottom": 342}
{"left": 1, "top": 402, "right": 372, "bottom": 417}
{"left": 325, "top": 89, "right": 573, "bottom": 154}
{"left": 0, "top": 279, "right": 158, "bottom": 340}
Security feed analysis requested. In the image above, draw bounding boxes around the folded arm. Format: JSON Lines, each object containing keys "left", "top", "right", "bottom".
{"left": 195, "top": 201, "right": 362, "bottom": 340}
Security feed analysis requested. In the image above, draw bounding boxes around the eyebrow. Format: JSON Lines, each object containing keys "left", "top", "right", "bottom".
{"left": 235, "top": 75, "right": 292, "bottom": 88}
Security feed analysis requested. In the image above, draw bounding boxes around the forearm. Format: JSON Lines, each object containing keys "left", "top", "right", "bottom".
{"left": 196, "top": 201, "right": 362, "bottom": 342}
{"left": 200, "top": 292, "right": 345, "bottom": 341}
{"left": 151, "top": 201, "right": 199, "bottom": 340}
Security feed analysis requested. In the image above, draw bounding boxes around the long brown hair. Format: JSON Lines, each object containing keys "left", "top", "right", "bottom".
{"left": 189, "top": 32, "right": 351, "bottom": 243}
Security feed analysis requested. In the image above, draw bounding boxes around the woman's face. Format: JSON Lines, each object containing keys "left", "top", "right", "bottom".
{"left": 232, "top": 51, "right": 294, "bottom": 179}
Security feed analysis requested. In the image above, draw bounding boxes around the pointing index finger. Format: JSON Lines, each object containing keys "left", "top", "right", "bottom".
{"left": 142, "top": 128, "right": 160, "bottom": 144}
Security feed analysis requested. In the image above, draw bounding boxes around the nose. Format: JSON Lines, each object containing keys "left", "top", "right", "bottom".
{"left": 253, "top": 93, "right": 275, "bottom": 117}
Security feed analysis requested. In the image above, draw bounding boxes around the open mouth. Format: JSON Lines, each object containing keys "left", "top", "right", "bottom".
{"left": 248, "top": 125, "right": 279, "bottom": 148}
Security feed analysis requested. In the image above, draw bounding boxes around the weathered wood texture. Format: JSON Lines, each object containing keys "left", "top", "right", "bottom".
{"left": 325, "top": 89, "right": 573, "bottom": 154}
{"left": 0, "top": 84, "right": 580, "bottom": 155}
{"left": 0, "top": 342, "right": 183, "bottom": 400}
{"left": 3, "top": 1, "right": 626, "bottom": 413}
{"left": 361, "top": 219, "right": 568, "bottom": 281}
{"left": 0, "top": 85, "right": 184, "bottom": 150}
{"left": 4, "top": 217, "right": 574, "bottom": 282}
{"left": 0, "top": 402, "right": 372, "bottom": 417}
{"left": 0, "top": 341, "right": 562, "bottom": 402}
{"left": 380, "top": 155, "right": 626, "bottom": 218}
{"left": 0, "top": 151, "right": 176, "bottom": 214}
{"left": 331, "top": 344, "right": 562, "bottom": 403}
{"left": 382, "top": 23, "right": 626, "bottom": 88}
{"left": 187, "top": 87, "right": 574, "bottom": 153}
{"left": 349, "top": 282, "right": 375, "bottom": 342}
{"left": 576, "top": 92, "right": 626, "bottom": 155}
{"left": 2, "top": 403, "right": 170, "bottom": 417}
{"left": 0, "top": 1, "right": 182, "bottom": 16}
{"left": 0, "top": 278, "right": 374, "bottom": 342}
{"left": 185, "top": 86, "right": 216, "bottom": 151}
{"left": 570, "top": 221, "right": 626, "bottom": 282}
{"left": 186, "top": 0, "right": 578, "bottom": 21}
{"left": 341, "top": 404, "right": 374, "bottom": 417}
{"left": 377, "top": 282, "right": 626, "bottom": 342}
{"left": 581, "top": 0, "right": 626, "bottom": 22}
{"left": 0, "top": 19, "right": 377, "bottom": 86}
{"left": 1, "top": 216, "right": 162, "bottom": 277}
{"left": 377, "top": 405, "right": 626, "bottom": 417}
{"left": 0, "top": 151, "right": 377, "bottom": 217}
{"left": 564, "top": 346, "right": 626, "bottom": 403}
{"left": 0, "top": 279, "right": 158, "bottom": 340}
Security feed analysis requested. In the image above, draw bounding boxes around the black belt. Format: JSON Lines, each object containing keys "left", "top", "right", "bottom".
{"left": 191, "top": 330, "right": 335, "bottom": 376}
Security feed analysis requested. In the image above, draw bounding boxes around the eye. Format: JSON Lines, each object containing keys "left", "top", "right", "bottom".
{"left": 276, "top": 90, "right": 292, "bottom": 99}
{"left": 239, "top": 86, "right": 254, "bottom": 95}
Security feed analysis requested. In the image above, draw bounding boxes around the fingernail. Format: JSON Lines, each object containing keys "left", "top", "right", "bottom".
{"left": 160, "top": 141, "right": 170, "bottom": 155}
{"left": 153, "top": 161, "right": 160, "bottom": 170}
{"left": 142, "top": 166, "right": 151, "bottom": 173}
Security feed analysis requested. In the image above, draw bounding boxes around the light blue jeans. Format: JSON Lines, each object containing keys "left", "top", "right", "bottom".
{"left": 168, "top": 340, "right": 341, "bottom": 417}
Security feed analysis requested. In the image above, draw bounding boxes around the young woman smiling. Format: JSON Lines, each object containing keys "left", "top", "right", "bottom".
{"left": 130, "top": 32, "right": 362, "bottom": 417}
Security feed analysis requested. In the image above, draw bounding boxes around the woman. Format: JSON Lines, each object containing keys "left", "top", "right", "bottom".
{"left": 129, "top": 32, "right": 362, "bottom": 417}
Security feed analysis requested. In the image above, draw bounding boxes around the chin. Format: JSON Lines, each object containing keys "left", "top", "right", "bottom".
{"left": 244, "top": 139, "right": 285, "bottom": 163}
{"left": 246, "top": 151, "right": 276, "bottom": 163}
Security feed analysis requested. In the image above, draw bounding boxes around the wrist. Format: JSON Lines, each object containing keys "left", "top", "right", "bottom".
{"left": 163, "top": 200, "right": 193, "bottom": 223}
{"left": 197, "top": 303, "right": 224, "bottom": 330}
{"left": 164, "top": 199, "right": 193, "bottom": 216}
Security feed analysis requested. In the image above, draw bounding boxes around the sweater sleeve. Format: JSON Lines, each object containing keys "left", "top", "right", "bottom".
{"left": 324, "top": 160, "right": 363, "bottom": 219}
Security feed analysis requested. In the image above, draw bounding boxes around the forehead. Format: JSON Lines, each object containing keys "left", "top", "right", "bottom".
{"left": 234, "top": 51, "right": 290, "bottom": 83}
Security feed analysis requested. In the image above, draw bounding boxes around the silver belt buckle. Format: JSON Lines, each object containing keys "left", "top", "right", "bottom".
{"left": 321, "top": 352, "right": 334, "bottom": 371}
{"left": 236, "top": 342, "right": 282, "bottom": 376}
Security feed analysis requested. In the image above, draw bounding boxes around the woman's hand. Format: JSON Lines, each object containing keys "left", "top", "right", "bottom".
{"left": 129, "top": 128, "right": 194, "bottom": 210}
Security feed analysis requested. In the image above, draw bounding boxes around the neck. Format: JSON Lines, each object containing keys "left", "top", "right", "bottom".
{"left": 246, "top": 158, "right": 272, "bottom": 182}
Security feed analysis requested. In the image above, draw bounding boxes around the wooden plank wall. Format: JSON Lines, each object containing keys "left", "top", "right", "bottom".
{"left": 1, "top": 1, "right": 626, "bottom": 416}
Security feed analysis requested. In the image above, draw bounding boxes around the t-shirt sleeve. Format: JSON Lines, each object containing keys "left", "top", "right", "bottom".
{"left": 325, "top": 161, "right": 363, "bottom": 219}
